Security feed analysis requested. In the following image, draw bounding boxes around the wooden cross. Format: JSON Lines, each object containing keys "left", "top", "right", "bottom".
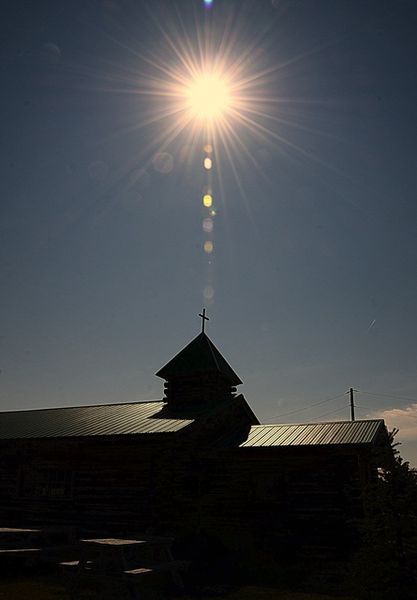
{"left": 198, "top": 308, "right": 209, "bottom": 333}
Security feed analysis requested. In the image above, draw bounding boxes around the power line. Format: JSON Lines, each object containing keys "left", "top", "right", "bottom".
{"left": 314, "top": 404, "right": 350, "bottom": 421}
{"left": 266, "top": 393, "right": 346, "bottom": 421}
{"left": 263, "top": 386, "right": 417, "bottom": 426}
{"left": 357, "top": 389, "right": 417, "bottom": 404}
{"left": 354, "top": 403, "right": 374, "bottom": 410}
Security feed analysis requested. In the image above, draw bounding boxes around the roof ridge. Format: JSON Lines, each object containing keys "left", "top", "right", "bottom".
{"left": 205, "top": 334, "right": 221, "bottom": 371}
{"left": 0, "top": 399, "right": 164, "bottom": 416}
{"left": 256, "top": 419, "right": 384, "bottom": 427}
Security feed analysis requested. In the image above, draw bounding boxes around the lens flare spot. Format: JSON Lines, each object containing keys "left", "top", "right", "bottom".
{"left": 204, "top": 241, "right": 214, "bottom": 254}
{"left": 203, "top": 218, "right": 213, "bottom": 233}
{"left": 203, "top": 194, "right": 213, "bottom": 207}
{"left": 152, "top": 152, "right": 174, "bottom": 174}
{"left": 204, "top": 285, "right": 214, "bottom": 300}
{"left": 41, "top": 42, "right": 62, "bottom": 65}
{"left": 204, "top": 157, "right": 212, "bottom": 170}
{"left": 204, "top": 144, "right": 213, "bottom": 154}
{"left": 210, "top": 209, "right": 217, "bottom": 216}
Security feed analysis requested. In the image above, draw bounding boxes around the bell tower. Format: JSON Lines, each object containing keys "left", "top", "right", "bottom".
{"left": 155, "top": 312, "right": 242, "bottom": 410}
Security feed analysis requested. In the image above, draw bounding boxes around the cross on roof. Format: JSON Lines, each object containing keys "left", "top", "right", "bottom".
{"left": 198, "top": 308, "right": 209, "bottom": 334}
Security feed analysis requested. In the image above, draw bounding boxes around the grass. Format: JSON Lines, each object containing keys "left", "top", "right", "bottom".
{"left": 0, "top": 575, "right": 353, "bottom": 600}
{"left": 184, "top": 588, "right": 351, "bottom": 600}
{"left": 0, "top": 575, "right": 70, "bottom": 599}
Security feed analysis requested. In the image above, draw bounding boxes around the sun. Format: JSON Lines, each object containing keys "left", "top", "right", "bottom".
{"left": 124, "top": 7, "right": 285, "bottom": 177}
{"left": 185, "top": 72, "right": 231, "bottom": 122}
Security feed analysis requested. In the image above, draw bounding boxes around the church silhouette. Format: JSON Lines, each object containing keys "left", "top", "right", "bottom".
{"left": 0, "top": 315, "right": 392, "bottom": 580}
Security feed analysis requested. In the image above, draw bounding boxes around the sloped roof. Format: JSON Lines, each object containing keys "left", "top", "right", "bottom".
{"left": 240, "top": 420, "right": 386, "bottom": 447}
{"left": 0, "top": 401, "right": 194, "bottom": 440}
{"left": 155, "top": 333, "right": 242, "bottom": 385}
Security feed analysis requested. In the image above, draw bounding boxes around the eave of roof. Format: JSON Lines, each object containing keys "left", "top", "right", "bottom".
{"left": 239, "top": 419, "right": 386, "bottom": 448}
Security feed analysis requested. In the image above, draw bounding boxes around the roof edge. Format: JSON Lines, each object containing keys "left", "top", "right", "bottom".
{"left": 257, "top": 419, "right": 385, "bottom": 427}
{"left": 0, "top": 399, "right": 165, "bottom": 416}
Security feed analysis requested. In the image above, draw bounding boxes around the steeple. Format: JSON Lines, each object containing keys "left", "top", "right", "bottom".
{"left": 156, "top": 330, "right": 242, "bottom": 409}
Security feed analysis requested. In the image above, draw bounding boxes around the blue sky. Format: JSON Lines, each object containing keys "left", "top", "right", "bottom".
{"left": 1, "top": 0, "right": 417, "bottom": 463}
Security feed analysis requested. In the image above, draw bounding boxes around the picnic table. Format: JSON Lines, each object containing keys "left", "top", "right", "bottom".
{"left": 0, "top": 527, "right": 44, "bottom": 558}
{"left": 61, "top": 536, "right": 186, "bottom": 599}
{"left": 0, "top": 527, "right": 42, "bottom": 542}
{"left": 0, "top": 526, "right": 77, "bottom": 561}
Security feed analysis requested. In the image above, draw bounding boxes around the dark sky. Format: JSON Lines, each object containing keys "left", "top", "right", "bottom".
{"left": 2, "top": 0, "right": 417, "bottom": 463}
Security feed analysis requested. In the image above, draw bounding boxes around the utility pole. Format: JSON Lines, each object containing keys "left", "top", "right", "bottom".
{"left": 349, "top": 387, "right": 355, "bottom": 422}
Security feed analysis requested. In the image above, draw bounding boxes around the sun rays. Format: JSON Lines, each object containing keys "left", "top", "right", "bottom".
{"left": 124, "top": 6, "right": 285, "bottom": 183}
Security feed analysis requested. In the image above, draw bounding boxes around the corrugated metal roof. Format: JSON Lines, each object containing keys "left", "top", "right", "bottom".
{"left": 0, "top": 401, "right": 194, "bottom": 440}
{"left": 239, "top": 420, "right": 385, "bottom": 448}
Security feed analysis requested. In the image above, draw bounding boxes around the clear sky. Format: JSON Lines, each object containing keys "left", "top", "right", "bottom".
{"left": 2, "top": 0, "right": 417, "bottom": 464}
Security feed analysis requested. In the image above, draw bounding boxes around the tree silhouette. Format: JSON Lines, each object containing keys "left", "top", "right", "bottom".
{"left": 349, "top": 429, "right": 417, "bottom": 599}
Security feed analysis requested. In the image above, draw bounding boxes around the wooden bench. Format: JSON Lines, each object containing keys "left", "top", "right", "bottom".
{"left": 0, "top": 548, "right": 41, "bottom": 555}
{"left": 122, "top": 566, "right": 154, "bottom": 577}
{"left": 123, "top": 559, "right": 187, "bottom": 578}
{"left": 60, "top": 559, "right": 93, "bottom": 570}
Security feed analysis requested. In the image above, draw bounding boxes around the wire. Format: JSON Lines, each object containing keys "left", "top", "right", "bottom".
{"left": 266, "top": 393, "right": 346, "bottom": 421}
{"left": 354, "top": 403, "right": 374, "bottom": 410}
{"left": 263, "top": 387, "right": 415, "bottom": 425}
{"left": 357, "top": 389, "right": 417, "bottom": 404}
{"left": 314, "top": 404, "right": 350, "bottom": 420}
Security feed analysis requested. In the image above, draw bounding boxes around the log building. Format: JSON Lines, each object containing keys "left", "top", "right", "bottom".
{"left": 0, "top": 329, "right": 392, "bottom": 576}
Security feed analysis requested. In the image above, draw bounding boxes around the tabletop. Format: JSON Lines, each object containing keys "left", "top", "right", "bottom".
{"left": 0, "top": 527, "right": 41, "bottom": 533}
{"left": 81, "top": 538, "right": 148, "bottom": 547}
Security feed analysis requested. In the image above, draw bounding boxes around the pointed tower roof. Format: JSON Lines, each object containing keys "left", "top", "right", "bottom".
{"left": 155, "top": 332, "right": 242, "bottom": 386}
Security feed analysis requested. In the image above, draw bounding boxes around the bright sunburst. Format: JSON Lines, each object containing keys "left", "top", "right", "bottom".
{"left": 80, "top": 3, "right": 321, "bottom": 193}
{"left": 128, "top": 6, "right": 284, "bottom": 179}
{"left": 79, "top": 2, "right": 313, "bottom": 306}
{"left": 185, "top": 72, "right": 231, "bottom": 122}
